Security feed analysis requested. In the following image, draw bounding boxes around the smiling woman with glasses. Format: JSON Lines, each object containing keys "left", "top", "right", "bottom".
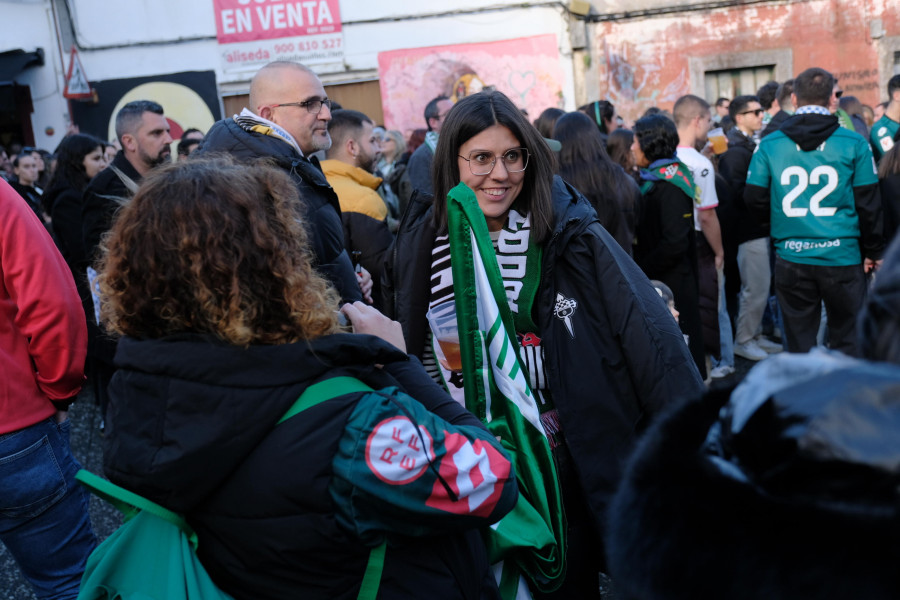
{"left": 458, "top": 147, "right": 529, "bottom": 175}
{"left": 383, "top": 91, "right": 704, "bottom": 597}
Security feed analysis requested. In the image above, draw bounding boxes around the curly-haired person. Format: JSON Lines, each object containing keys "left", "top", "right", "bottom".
{"left": 97, "top": 156, "right": 517, "bottom": 600}
{"left": 631, "top": 114, "right": 705, "bottom": 378}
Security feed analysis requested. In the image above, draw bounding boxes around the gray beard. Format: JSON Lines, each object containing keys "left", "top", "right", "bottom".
{"left": 309, "top": 132, "right": 332, "bottom": 153}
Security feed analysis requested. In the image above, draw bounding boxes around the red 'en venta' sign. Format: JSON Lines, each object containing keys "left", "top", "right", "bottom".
{"left": 212, "top": 0, "right": 344, "bottom": 72}
{"left": 213, "top": 0, "right": 342, "bottom": 45}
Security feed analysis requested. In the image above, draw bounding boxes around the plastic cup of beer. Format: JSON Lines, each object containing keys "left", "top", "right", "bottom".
{"left": 426, "top": 301, "right": 462, "bottom": 371}
{"left": 708, "top": 127, "right": 728, "bottom": 154}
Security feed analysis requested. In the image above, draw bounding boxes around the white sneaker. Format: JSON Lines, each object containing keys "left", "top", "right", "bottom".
{"left": 735, "top": 340, "right": 768, "bottom": 361}
{"left": 709, "top": 365, "right": 735, "bottom": 379}
{"left": 755, "top": 336, "right": 783, "bottom": 354}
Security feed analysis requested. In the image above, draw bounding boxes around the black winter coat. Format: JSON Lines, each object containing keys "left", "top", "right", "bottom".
{"left": 45, "top": 184, "right": 103, "bottom": 358}
{"left": 82, "top": 152, "right": 140, "bottom": 265}
{"left": 633, "top": 178, "right": 707, "bottom": 379}
{"left": 198, "top": 119, "right": 361, "bottom": 303}
{"left": 383, "top": 176, "right": 705, "bottom": 555}
{"left": 880, "top": 173, "right": 900, "bottom": 243}
{"left": 104, "top": 333, "right": 511, "bottom": 600}
{"left": 81, "top": 152, "right": 140, "bottom": 365}
{"left": 719, "top": 128, "right": 767, "bottom": 245}
{"left": 46, "top": 186, "right": 88, "bottom": 278}
{"left": 608, "top": 351, "right": 900, "bottom": 600}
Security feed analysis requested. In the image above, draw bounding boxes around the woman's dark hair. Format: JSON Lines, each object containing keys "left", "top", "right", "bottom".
{"left": 579, "top": 100, "right": 615, "bottom": 135}
{"left": 407, "top": 128, "right": 427, "bottom": 154}
{"left": 877, "top": 129, "right": 900, "bottom": 179}
{"left": 607, "top": 128, "right": 635, "bottom": 174}
{"left": 634, "top": 114, "right": 679, "bottom": 163}
{"left": 46, "top": 134, "right": 104, "bottom": 197}
{"left": 533, "top": 107, "right": 565, "bottom": 139}
{"left": 553, "top": 111, "right": 624, "bottom": 236}
{"left": 432, "top": 90, "right": 557, "bottom": 244}
{"left": 878, "top": 142, "right": 900, "bottom": 179}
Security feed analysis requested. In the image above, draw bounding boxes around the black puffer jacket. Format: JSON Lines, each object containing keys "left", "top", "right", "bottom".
{"left": 104, "top": 332, "right": 514, "bottom": 600}
{"left": 609, "top": 350, "right": 900, "bottom": 600}
{"left": 198, "top": 119, "right": 361, "bottom": 302}
{"left": 383, "top": 176, "right": 705, "bottom": 552}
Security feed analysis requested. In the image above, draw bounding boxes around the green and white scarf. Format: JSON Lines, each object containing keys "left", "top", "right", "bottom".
{"left": 445, "top": 182, "right": 566, "bottom": 599}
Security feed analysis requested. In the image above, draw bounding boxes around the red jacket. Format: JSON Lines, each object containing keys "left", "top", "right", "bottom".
{"left": 1, "top": 179, "right": 86, "bottom": 434}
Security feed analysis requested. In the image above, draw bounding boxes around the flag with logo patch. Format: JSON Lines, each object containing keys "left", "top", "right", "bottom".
{"left": 639, "top": 157, "right": 696, "bottom": 202}
{"left": 445, "top": 182, "right": 565, "bottom": 598}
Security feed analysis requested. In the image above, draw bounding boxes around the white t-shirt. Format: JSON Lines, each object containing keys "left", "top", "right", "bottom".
{"left": 676, "top": 146, "right": 719, "bottom": 231}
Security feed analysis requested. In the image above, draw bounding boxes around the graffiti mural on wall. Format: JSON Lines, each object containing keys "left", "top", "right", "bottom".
{"left": 835, "top": 68, "right": 880, "bottom": 95}
{"left": 602, "top": 41, "right": 690, "bottom": 123}
{"left": 377, "top": 35, "right": 565, "bottom": 136}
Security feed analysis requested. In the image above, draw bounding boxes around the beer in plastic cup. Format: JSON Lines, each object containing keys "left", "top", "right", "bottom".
{"left": 426, "top": 301, "right": 462, "bottom": 371}
{"left": 708, "top": 127, "right": 728, "bottom": 154}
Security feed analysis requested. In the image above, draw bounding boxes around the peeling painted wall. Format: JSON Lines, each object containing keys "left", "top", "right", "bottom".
{"left": 590, "top": 0, "right": 898, "bottom": 123}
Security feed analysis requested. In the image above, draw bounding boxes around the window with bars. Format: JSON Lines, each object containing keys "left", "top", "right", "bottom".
{"left": 704, "top": 65, "right": 776, "bottom": 102}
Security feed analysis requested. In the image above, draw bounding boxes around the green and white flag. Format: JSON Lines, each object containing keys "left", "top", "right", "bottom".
{"left": 446, "top": 182, "right": 566, "bottom": 598}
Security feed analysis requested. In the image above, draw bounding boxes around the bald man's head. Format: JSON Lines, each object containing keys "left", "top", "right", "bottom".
{"left": 249, "top": 61, "right": 332, "bottom": 155}
{"left": 249, "top": 61, "right": 317, "bottom": 114}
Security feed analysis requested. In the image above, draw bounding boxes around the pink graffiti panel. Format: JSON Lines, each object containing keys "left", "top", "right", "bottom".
{"left": 377, "top": 35, "right": 564, "bottom": 136}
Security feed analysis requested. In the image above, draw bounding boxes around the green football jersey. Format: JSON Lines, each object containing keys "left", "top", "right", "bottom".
{"left": 870, "top": 115, "right": 899, "bottom": 161}
{"left": 747, "top": 127, "right": 878, "bottom": 266}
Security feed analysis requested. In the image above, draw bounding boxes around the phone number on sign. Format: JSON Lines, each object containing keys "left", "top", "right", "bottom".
{"left": 274, "top": 37, "right": 341, "bottom": 52}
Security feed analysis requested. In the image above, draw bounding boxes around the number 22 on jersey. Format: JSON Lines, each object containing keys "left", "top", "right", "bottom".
{"left": 781, "top": 165, "right": 838, "bottom": 217}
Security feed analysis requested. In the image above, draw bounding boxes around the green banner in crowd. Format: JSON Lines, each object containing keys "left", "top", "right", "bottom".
{"left": 445, "top": 182, "right": 566, "bottom": 598}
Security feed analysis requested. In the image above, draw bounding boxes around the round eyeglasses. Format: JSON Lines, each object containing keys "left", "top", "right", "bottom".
{"left": 273, "top": 98, "right": 333, "bottom": 114}
{"left": 458, "top": 148, "right": 529, "bottom": 176}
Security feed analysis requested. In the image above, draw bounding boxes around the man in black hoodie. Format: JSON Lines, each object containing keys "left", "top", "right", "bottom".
{"left": 720, "top": 95, "right": 781, "bottom": 362}
{"left": 745, "top": 67, "right": 884, "bottom": 356}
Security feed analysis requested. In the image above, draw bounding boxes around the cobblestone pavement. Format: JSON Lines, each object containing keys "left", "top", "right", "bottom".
{"left": 1, "top": 356, "right": 759, "bottom": 598}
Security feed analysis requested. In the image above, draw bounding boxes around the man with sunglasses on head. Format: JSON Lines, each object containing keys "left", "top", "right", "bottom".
{"left": 198, "top": 60, "right": 369, "bottom": 303}
{"left": 745, "top": 67, "right": 884, "bottom": 356}
{"left": 720, "top": 95, "right": 783, "bottom": 361}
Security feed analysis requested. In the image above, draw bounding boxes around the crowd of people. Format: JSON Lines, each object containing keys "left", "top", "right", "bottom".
{"left": 2, "top": 59, "right": 899, "bottom": 600}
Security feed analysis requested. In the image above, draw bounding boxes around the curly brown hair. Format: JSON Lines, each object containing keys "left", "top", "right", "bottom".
{"left": 98, "top": 156, "right": 340, "bottom": 345}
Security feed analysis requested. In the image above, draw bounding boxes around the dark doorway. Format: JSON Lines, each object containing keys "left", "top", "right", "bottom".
{"left": 0, "top": 83, "right": 35, "bottom": 149}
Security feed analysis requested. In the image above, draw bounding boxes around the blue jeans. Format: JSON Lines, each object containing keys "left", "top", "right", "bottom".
{"left": 711, "top": 266, "right": 734, "bottom": 368}
{"left": 0, "top": 417, "right": 97, "bottom": 599}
